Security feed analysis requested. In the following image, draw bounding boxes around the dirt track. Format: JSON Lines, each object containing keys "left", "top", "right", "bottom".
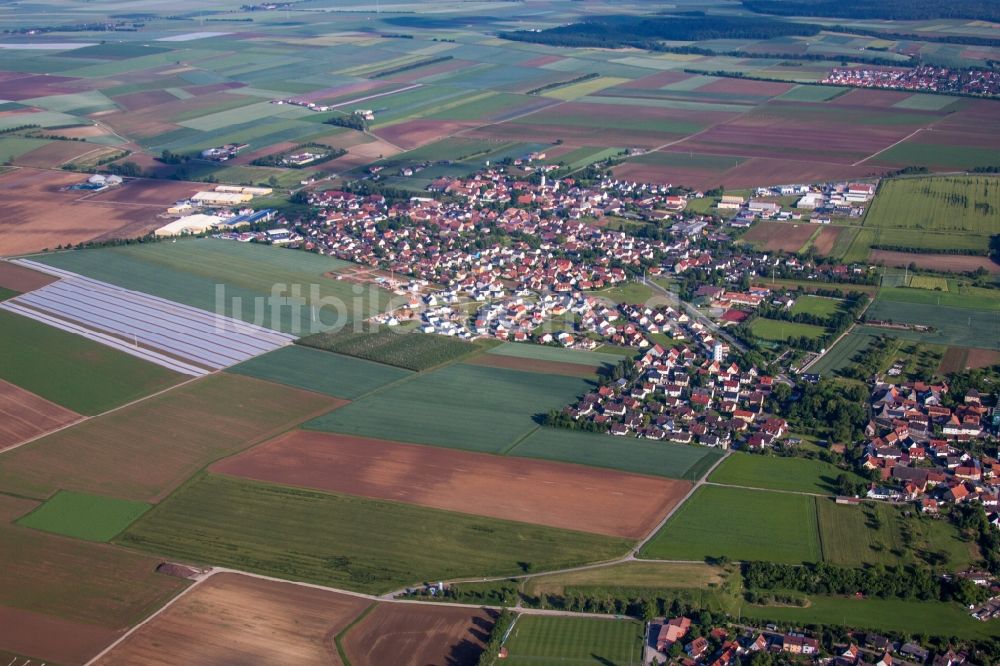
{"left": 0, "top": 379, "right": 81, "bottom": 451}
{"left": 342, "top": 603, "right": 493, "bottom": 666}
{"left": 95, "top": 573, "right": 370, "bottom": 666}
{"left": 212, "top": 430, "right": 691, "bottom": 539}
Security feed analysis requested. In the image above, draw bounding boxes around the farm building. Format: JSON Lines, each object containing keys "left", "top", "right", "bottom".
{"left": 717, "top": 195, "right": 745, "bottom": 210}
{"left": 215, "top": 185, "right": 273, "bottom": 197}
{"left": 155, "top": 214, "right": 224, "bottom": 237}
{"left": 192, "top": 191, "right": 253, "bottom": 206}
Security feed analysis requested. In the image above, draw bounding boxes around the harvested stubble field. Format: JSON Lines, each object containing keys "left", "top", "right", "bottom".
{"left": 640, "top": 485, "right": 822, "bottom": 565}
{"left": 95, "top": 573, "right": 371, "bottom": 666}
{"left": 306, "top": 363, "right": 590, "bottom": 454}
{"left": 0, "top": 168, "right": 166, "bottom": 255}
{"left": 0, "top": 378, "right": 80, "bottom": 451}
{"left": 0, "top": 496, "right": 188, "bottom": 665}
{"left": 742, "top": 221, "right": 817, "bottom": 253}
{"left": 464, "top": 352, "right": 598, "bottom": 378}
{"left": 227, "top": 345, "right": 411, "bottom": 399}
{"left": 299, "top": 327, "right": 481, "bottom": 371}
{"left": 522, "top": 561, "right": 728, "bottom": 598}
{"left": 869, "top": 250, "right": 1000, "bottom": 274}
{"left": 0, "top": 373, "right": 344, "bottom": 502}
{"left": 0, "top": 261, "right": 57, "bottom": 292}
{"left": 119, "top": 474, "right": 631, "bottom": 594}
{"left": 212, "top": 430, "right": 688, "bottom": 538}
{"left": 508, "top": 427, "right": 723, "bottom": 481}
{"left": 0, "top": 308, "right": 182, "bottom": 415}
{"left": 341, "top": 603, "right": 494, "bottom": 666}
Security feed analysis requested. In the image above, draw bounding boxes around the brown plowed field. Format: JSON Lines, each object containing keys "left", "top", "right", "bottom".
{"left": 0, "top": 168, "right": 165, "bottom": 256}
{"left": 89, "top": 179, "right": 201, "bottom": 206}
{"left": 966, "top": 348, "right": 1000, "bottom": 370}
{"left": 0, "top": 261, "right": 56, "bottom": 291}
{"left": 0, "top": 605, "right": 118, "bottom": 666}
{"left": 212, "top": 430, "right": 690, "bottom": 538}
{"left": 828, "top": 89, "right": 911, "bottom": 107}
{"left": 618, "top": 70, "right": 694, "bottom": 89}
{"left": 342, "top": 603, "right": 493, "bottom": 666}
{"left": 465, "top": 352, "right": 598, "bottom": 378}
{"left": 0, "top": 373, "right": 346, "bottom": 502}
{"left": 742, "top": 222, "right": 817, "bottom": 253}
{"left": 14, "top": 140, "right": 117, "bottom": 168}
{"left": 0, "top": 379, "right": 81, "bottom": 451}
{"left": 717, "top": 157, "right": 892, "bottom": 189}
{"left": 375, "top": 119, "right": 480, "bottom": 150}
{"left": 96, "top": 573, "right": 370, "bottom": 666}
{"left": 0, "top": 73, "right": 80, "bottom": 100}
{"left": 869, "top": 250, "right": 1000, "bottom": 274}
{"left": 113, "top": 89, "right": 179, "bottom": 112}
{"left": 695, "top": 78, "right": 794, "bottom": 96}
{"left": 811, "top": 225, "right": 845, "bottom": 256}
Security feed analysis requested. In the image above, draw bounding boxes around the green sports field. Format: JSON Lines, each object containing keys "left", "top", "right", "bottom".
{"left": 816, "top": 498, "right": 975, "bottom": 569}
{"left": 33, "top": 239, "right": 387, "bottom": 334}
{"left": 118, "top": 474, "right": 630, "bottom": 594}
{"left": 709, "top": 454, "right": 867, "bottom": 495}
{"left": 749, "top": 317, "right": 828, "bottom": 342}
{"left": 227, "top": 345, "right": 411, "bottom": 399}
{"left": 503, "top": 615, "right": 645, "bottom": 666}
{"left": 16, "top": 490, "right": 150, "bottom": 542}
{"left": 0, "top": 309, "right": 182, "bottom": 415}
{"left": 640, "top": 485, "right": 822, "bottom": 564}
{"left": 305, "top": 363, "right": 589, "bottom": 454}
{"left": 509, "top": 428, "right": 722, "bottom": 481}
{"left": 790, "top": 295, "right": 843, "bottom": 318}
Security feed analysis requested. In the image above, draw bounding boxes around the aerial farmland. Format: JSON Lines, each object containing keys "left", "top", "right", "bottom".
{"left": 0, "top": 0, "right": 999, "bottom": 664}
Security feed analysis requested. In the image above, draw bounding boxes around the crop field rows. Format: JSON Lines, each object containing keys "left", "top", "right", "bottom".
{"left": 7, "top": 261, "right": 295, "bottom": 374}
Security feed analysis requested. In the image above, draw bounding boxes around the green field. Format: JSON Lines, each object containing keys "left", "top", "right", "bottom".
{"left": 742, "top": 594, "right": 994, "bottom": 639}
{"left": 878, "top": 286, "right": 1000, "bottom": 312}
{"left": 749, "top": 317, "right": 828, "bottom": 342}
{"left": 640, "top": 485, "right": 822, "bottom": 564}
{"left": 306, "top": 363, "right": 588, "bottom": 454}
{"left": 0, "top": 309, "right": 181, "bottom": 415}
{"left": 789, "top": 295, "right": 843, "bottom": 318}
{"left": 863, "top": 176, "right": 1000, "bottom": 252}
{"left": 33, "top": 239, "right": 386, "bottom": 334}
{"left": 503, "top": 616, "right": 644, "bottom": 666}
{"left": 119, "top": 474, "right": 630, "bottom": 594}
{"left": 808, "top": 329, "right": 879, "bottom": 377}
{"left": 709, "top": 454, "right": 867, "bottom": 495}
{"left": 510, "top": 428, "right": 722, "bottom": 481}
{"left": 487, "top": 342, "right": 627, "bottom": 369}
{"left": 588, "top": 281, "right": 654, "bottom": 305}
{"left": 298, "top": 327, "right": 481, "bottom": 371}
{"left": 864, "top": 300, "right": 999, "bottom": 350}
{"left": 816, "top": 499, "right": 975, "bottom": 569}
{"left": 227, "top": 345, "right": 411, "bottom": 399}
{"left": 16, "top": 491, "right": 150, "bottom": 542}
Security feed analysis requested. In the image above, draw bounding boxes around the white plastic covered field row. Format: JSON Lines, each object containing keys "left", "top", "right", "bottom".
{"left": 3, "top": 260, "right": 295, "bottom": 375}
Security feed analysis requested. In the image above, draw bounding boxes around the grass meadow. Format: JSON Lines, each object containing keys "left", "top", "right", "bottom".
{"left": 709, "top": 454, "right": 867, "bottom": 495}
{"left": 640, "top": 485, "right": 822, "bottom": 564}
{"left": 16, "top": 491, "right": 150, "bottom": 542}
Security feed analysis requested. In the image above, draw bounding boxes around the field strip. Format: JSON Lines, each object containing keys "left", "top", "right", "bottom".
{"left": 330, "top": 83, "right": 423, "bottom": 109}
{"left": 851, "top": 127, "right": 928, "bottom": 166}
{"left": 704, "top": 481, "right": 828, "bottom": 497}
{"left": 0, "top": 302, "right": 209, "bottom": 376}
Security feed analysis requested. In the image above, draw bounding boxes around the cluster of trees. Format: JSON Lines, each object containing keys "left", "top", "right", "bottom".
{"left": 525, "top": 72, "right": 599, "bottom": 96}
{"left": 742, "top": 0, "right": 1000, "bottom": 22}
{"left": 868, "top": 243, "right": 990, "bottom": 257}
{"left": 0, "top": 124, "right": 40, "bottom": 135}
{"left": 952, "top": 504, "right": 1000, "bottom": 575}
{"left": 769, "top": 379, "right": 868, "bottom": 442}
{"left": 742, "top": 561, "right": 986, "bottom": 604}
{"left": 325, "top": 113, "right": 369, "bottom": 132}
{"left": 158, "top": 149, "right": 193, "bottom": 165}
{"left": 371, "top": 55, "right": 452, "bottom": 79}
{"left": 499, "top": 15, "right": 820, "bottom": 50}
{"left": 839, "top": 335, "right": 895, "bottom": 381}
{"left": 476, "top": 609, "right": 515, "bottom": 666}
